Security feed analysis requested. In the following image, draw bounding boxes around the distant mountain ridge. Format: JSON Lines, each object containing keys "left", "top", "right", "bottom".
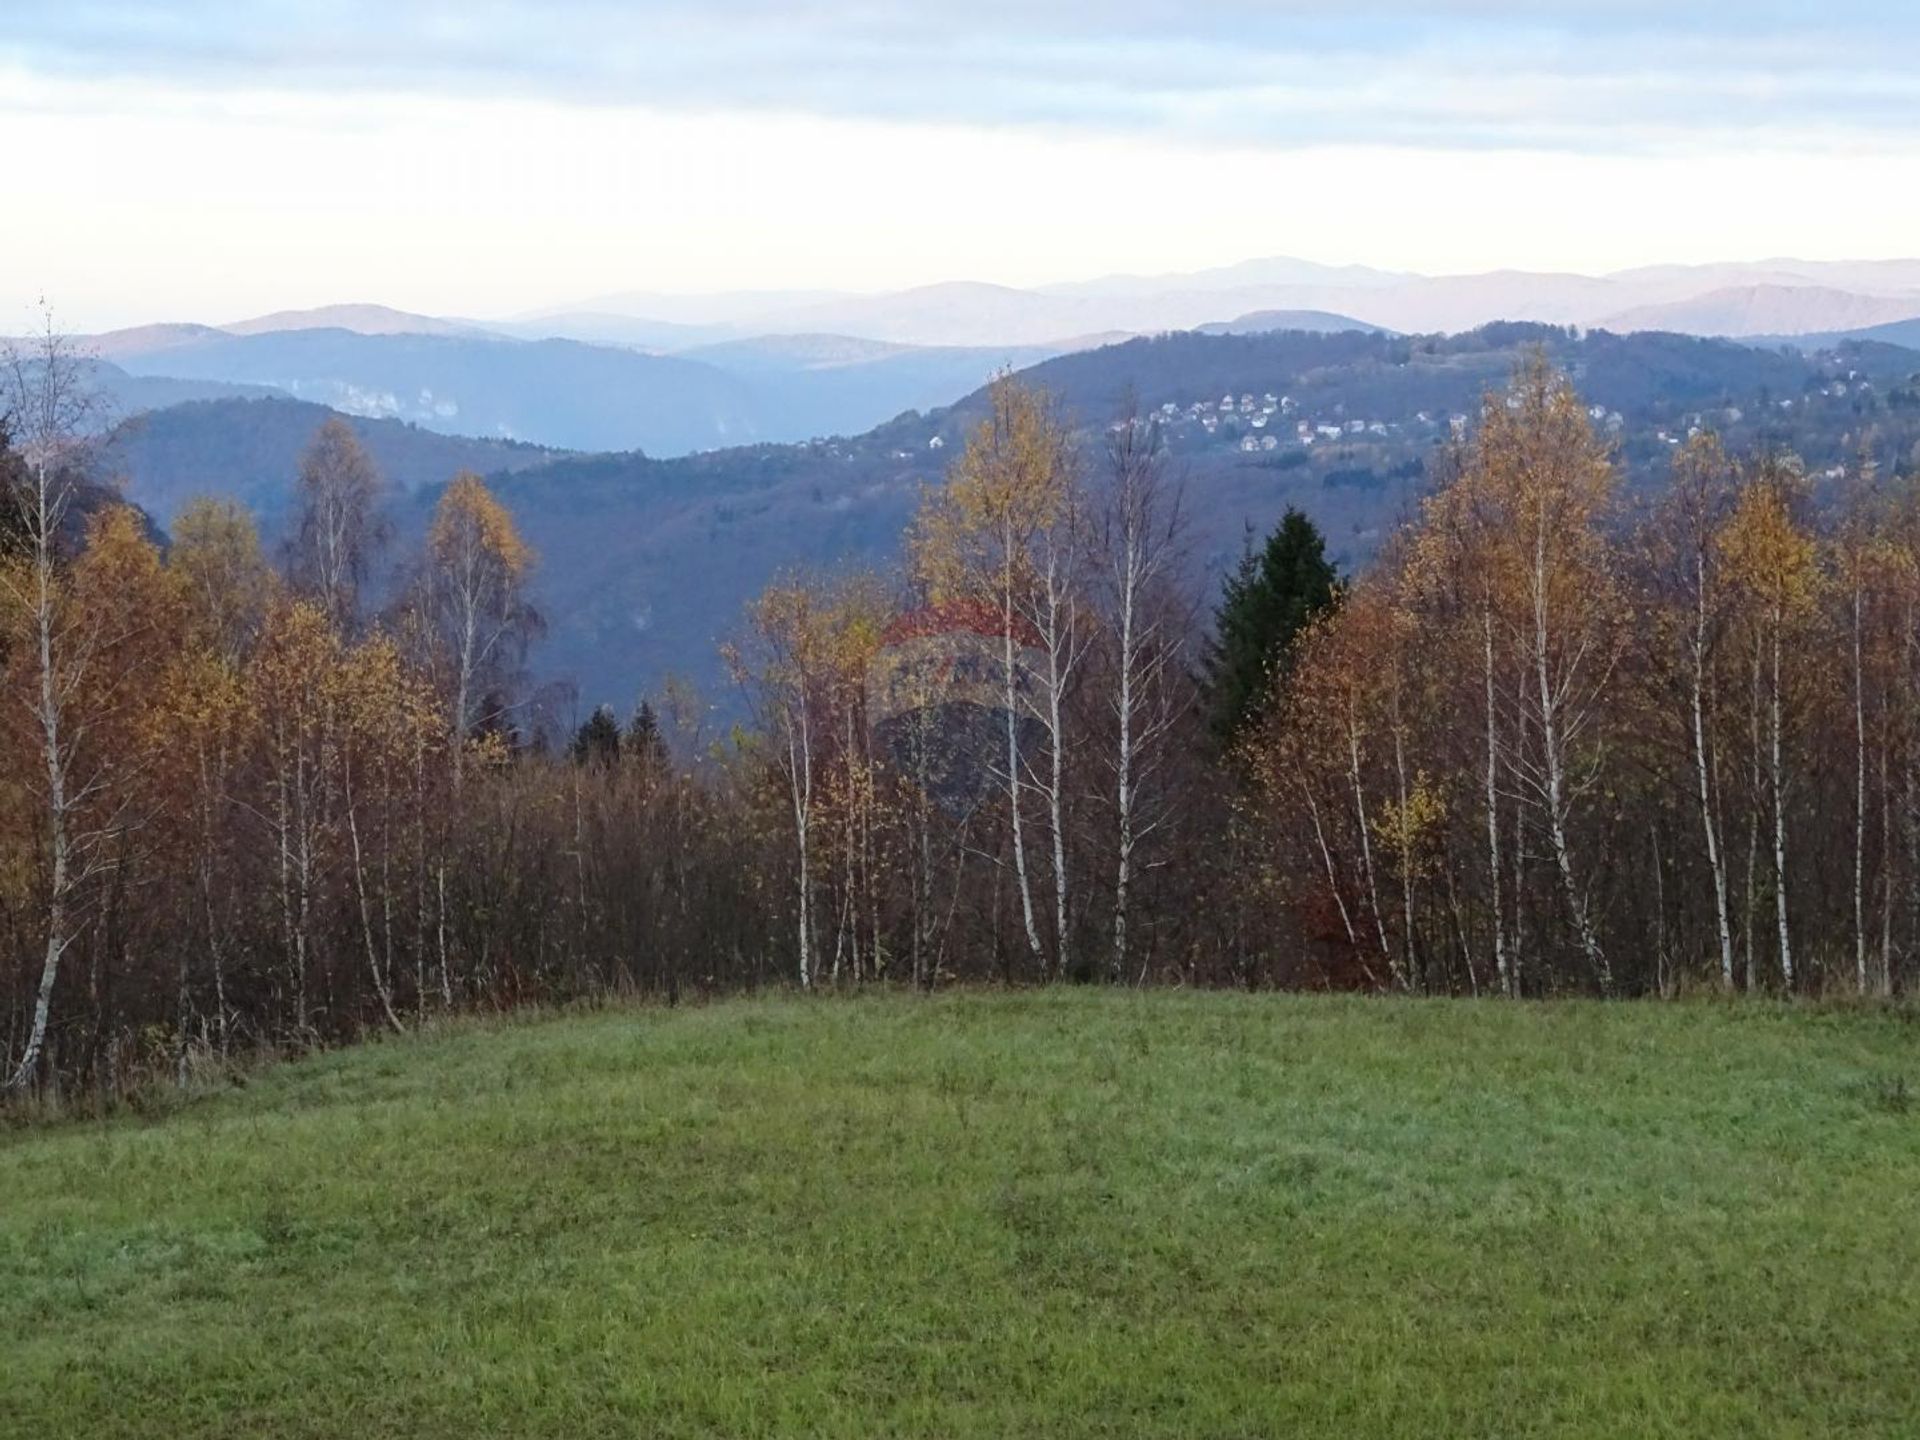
{"left": 80, "top": 253, "right": 1920, "bottom": 469}
{"left": 507, "top": 255, "right": 1920, "bottom": 348}
{"left": 1197, "top": 310, "right": 1390, "bottom": 337}
{"left": 104, "top": 324, "right": 1920, "bottom": 711}
{"left": 1602, "top": 285, "right": 1920, "bottom": 338}
{"left": 1745, "top": 317, "right": 1920, "bottom": 355}
{"left": 93, "top": 324, "right": 1102, "bottom": 455}
{"left": 89, "top": 255, "right": 1920, "bottom": 358}
{"left": 221, "top": 304, "right": 494, "bottom": 339}
{"left": 108, "top": 327, "right": 766, "bottom": 453}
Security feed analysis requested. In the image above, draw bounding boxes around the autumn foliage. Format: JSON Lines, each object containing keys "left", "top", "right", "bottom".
{"left": 4, "top": 357, "right": 1918, "bottom": 1098}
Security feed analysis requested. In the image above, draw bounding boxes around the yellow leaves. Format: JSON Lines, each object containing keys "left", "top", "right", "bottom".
{"left": 1374, "top": 772, "right": 1447, "bottom": 876}
{"left": 170, "top": 497, "right": 276, "bottom": 662}
{"left": 420, "top": 471, "right": 537, "bottom": 745}
{"left": 71, "top": 504, "right": 183, "bottom": 640}
{"left": 253, "top": 598, "right": 342, "bottom": 710}
{"left": 337, "top": 633, "right": 439, "bottom": 753}
{"left": 911, "top": 376, "right": 1074, "bottom": 605}
{"left": 464, "top": 730, "right": 514, "bottom": 774}
{"left": 1717, "top": 467, "right": 1820, "bottom": 618}
{"left": 1404, "top": 359, "right": 1616, "bottom": 631}
{"left": 744, "top": 571, "right": 889, "bottom": 691}
{"left": 429, "top": 473, "right": 534, "bottom": 581}
{"left": 147, "top": 645, "right": 251, "bottom": 760}
{"left": 252, "top": 599, "right": 444, "bottom": 761}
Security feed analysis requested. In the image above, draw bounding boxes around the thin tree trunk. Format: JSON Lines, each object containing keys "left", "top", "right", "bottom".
{"left": 1482, "top": 609, "right": 1510, "bottom": 996}
{"left": 1391, "top": 696, "right": 1418, "bottom": 991}
{"left": 1304, "top": 785, "right": 1361, "bottom": 958}
{"left": 1769, "top": 616, "right": 1794, "bottom": 988}
{"left": 1853, "top": 583, "right": 1868, "bottom": 991}
{"left": 1041, "top": 554, "right": 1072, "bottom": 979}
{"left": 8, "top": 463, "right": 74, "bottom": 1091}
{"left": 1690, "top": 554, "right": 1735, "bottom": 988}
{"left": 1345, "top": 702, "right": 1398, "bottom": 986}
{"left": 787, "top": 705, "right": 814, "bottom": 989}
{"left": 1531, "top": 541, "right": 1609, "bottom": 994}
{"left": 1744, "top": 640, "right": 1763, "bottom": 990}
{"left": 345, "top": 758, "right": 406, "bottom": 1035}
{"left": 1113, "top": 550, "right": 1136, "bottom": 983}
{"left": 1001, "top": 547, "right": 1045, "bottom": 971}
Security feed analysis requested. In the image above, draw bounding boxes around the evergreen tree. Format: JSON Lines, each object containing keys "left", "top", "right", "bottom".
{"left": 1205, "top": 508, "right": 1339, "bottom": 747}
{"left": 570, "top": 704, "right": 622, "bottom": 768}
{"left": 627, "top": 699, "right": 669, "bottom": 772}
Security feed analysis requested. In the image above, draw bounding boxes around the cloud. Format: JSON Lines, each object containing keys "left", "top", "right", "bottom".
{"left": 6, "top": 2, "right": 1917, "bottom": 152}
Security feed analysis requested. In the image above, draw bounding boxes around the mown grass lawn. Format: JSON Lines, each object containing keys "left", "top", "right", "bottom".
{"left": 2, "top": 990, "right": 1917, "bottom": 1438}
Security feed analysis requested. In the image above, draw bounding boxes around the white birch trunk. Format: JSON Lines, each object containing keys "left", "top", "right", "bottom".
{"left": 1482, "top": 609, "right": 1510, "bottom": 996}
{"left": 1689, "top": 551, "right": 1736, "bottom": 988}
{"left": 1530, "top": 530, "right": 1610, "bottom": 994}
{"left": 1853, "top": 582, "right": 1868, "bottom": 992}
{"left": 1001, "top": 544, "right": 1045, "bottom": 970}
{"left": 1769, "top": 617, "right": 1794, "bottom": 987}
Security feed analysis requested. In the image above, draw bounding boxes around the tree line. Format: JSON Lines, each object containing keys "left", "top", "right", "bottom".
{"left": 3, "top": 321, "right": 1913, "bottom": 1098}
{"left": 1241, "top": 355, "right": 1920, "bottom": 998}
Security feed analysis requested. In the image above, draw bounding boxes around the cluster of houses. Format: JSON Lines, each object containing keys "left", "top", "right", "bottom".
{"left": 1141, "top": 390, "right": 1455, "bottom": 456}
{"left": 900, "top": 366, "right": 1895, "bottom": 472}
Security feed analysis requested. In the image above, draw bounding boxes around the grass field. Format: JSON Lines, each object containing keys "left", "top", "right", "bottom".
{"left": 3, "top": 990, "right": 1917, "bottom": 1438}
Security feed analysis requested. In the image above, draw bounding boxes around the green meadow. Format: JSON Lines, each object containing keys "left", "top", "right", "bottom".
{"left": 3, "top": 990, "right": 1916, "bottom": 1437}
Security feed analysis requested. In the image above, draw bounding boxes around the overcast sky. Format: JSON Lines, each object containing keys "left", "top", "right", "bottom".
{"left": 5, "top": 2, "right": 1919, "bottom": 328}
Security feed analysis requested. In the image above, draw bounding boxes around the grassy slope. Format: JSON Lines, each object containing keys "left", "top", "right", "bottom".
{"left": 2, "top": 991, "right": 1916, "bottom": 1438}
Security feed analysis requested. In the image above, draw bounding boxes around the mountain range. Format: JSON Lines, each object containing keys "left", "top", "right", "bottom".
{"left": 88, "top": 311, "right": 1091, "bottom": 454}
{"left": 57, "top": 252, "right": 1920, "bottom": 711}
{"left": 99, "top": 322, "right": 1920, "bottom": 713}
{"left": 71, "top": 255, "right": 1920, "bottom": 463}
{"left": 510, "top": 255, "right": 1920, "bottom": 344}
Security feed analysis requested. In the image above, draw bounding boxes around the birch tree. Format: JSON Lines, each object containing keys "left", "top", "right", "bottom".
{"left": 287, "top": 418, "right": 386, "bottom": 634}
{"left": 1717, "top": 456, "right": 1820, "bottom": 990}
{"left": 0, "top": 314, "right": 106, "bottom": 1090}
{"left": 1474, "top": 358, "right": 1624, "bottom": 993}
{"left": 1649, "top": 434, "right": 1739, "bottom": 987}
{"left": 1099, "top": 411, "right": 1191, "bottom": 982}
{"left": 419, "top": 472, "right": 538, "bottom": 770}
{"left": 731, "top": 574, "right": 883, "bottom": 988}
{"left": 912, "top": 377, "right": 1074, "bottom": 974}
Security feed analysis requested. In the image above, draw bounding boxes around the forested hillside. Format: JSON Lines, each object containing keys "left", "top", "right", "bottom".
{"left": 432, "top": 325, "right": 1920, "bottom": 705}
{"left": 108, "top": 395, "right": 561, "bottom": 525}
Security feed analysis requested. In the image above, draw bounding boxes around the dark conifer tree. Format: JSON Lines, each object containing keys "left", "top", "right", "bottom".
{"left": 1204, "top": 508, "right": 1339, "bottom": 748}
{"left": 570, "top": 704, "right": 623, "bottom": 768}
{"left": 626, "top": 700, "right": 668, "bottom": 772}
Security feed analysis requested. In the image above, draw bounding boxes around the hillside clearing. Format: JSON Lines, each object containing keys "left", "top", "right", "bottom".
{"left": 3, "top": 991, "right": 1916, "bottom": 1438}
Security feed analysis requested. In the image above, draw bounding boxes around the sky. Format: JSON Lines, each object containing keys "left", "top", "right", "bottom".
{"left": 4, "top": 2, "right": 1919, "bottom": 329}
